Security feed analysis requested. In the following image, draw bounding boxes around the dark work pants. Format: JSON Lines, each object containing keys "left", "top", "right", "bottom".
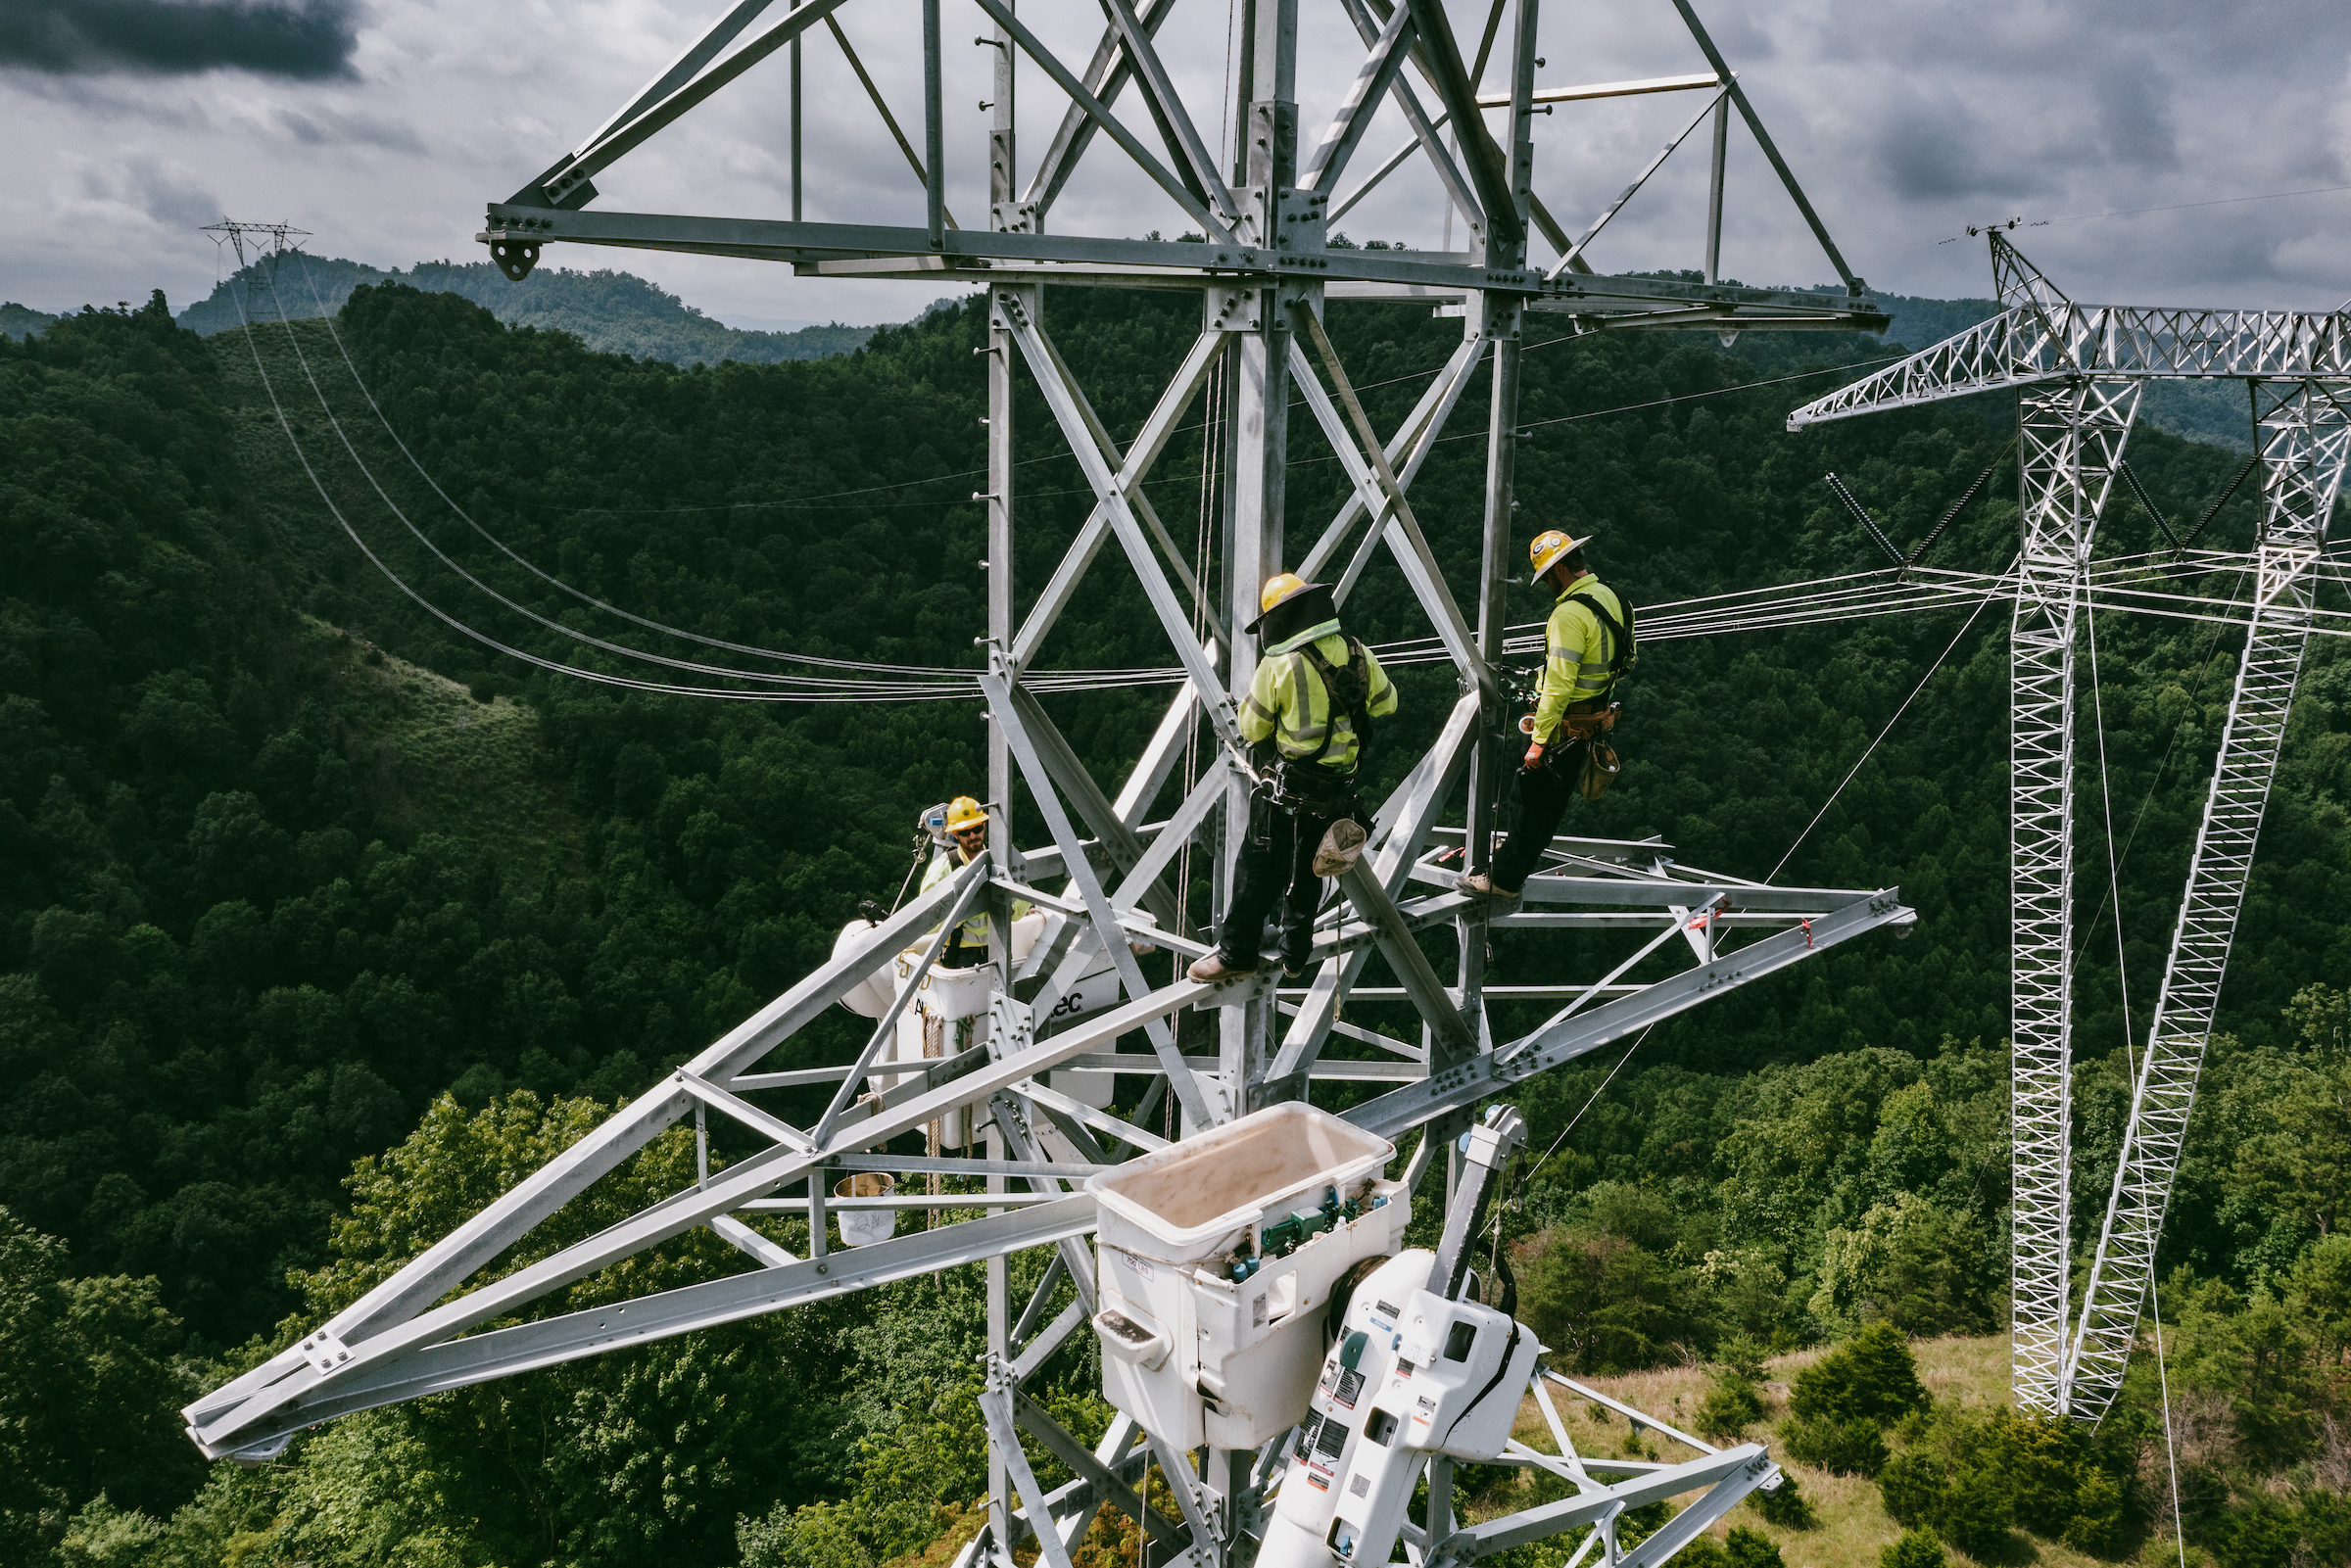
{"left": 1491, "top": 743, "right": 1587, "bottom": 892}
{"left": 1217, "top": 806, "right": 1336, "bottom": 969}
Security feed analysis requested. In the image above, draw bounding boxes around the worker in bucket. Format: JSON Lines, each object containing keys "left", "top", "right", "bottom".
{"left": 1461, "top": 530, "right": 1635, "bottom": 901}
{"left": 921, "top": 796, "right": 1024, "bottom": 968}
{"left": 1189, "top": 573, "right": 1397, "bottom": 984}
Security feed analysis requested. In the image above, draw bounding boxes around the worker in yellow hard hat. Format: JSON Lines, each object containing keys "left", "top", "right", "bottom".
{"left": 1189, "top": 573, "right": 1397, "bottom": 984}
{"left": 919, "top": 796, "right": 1026, "bottom": 967}
{"left": 1460, "top": 530, "right": 1636, "bottom": 900}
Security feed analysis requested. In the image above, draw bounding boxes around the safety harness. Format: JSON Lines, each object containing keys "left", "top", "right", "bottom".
{"left": 1270, "top": 637, "right": 1375, "bottom": 816}
{"left": 1563, "top": 588, "right": 1637, "bottom": 696}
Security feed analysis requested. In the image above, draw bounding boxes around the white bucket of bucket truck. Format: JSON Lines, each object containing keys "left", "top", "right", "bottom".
{"left": 1086, "top": 1102, "right": 1408, "bottom": 1449}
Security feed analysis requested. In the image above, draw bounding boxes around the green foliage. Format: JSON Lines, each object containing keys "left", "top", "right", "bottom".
{"left": 1789, "top": 1323, "right": 1930, "bottom": 1425}
{"left": 1722, "top": 1525, "right": 1785, "bottom": 1567}
{"left": 1695, "top": 1367, "right": 1766, "bottom": 1441}
{"left": 1878, "top": 1527, "right": 1945, "bottom": 1568}
{"left": 1878, "top": 1405, "right": 2138, "bottom": 1562}
{"left": 1745, "top": 1472, "right": 1815, "bottom": 1531}
{"left": 1780, "top": 1415, "right": 1889, "bottom": 1476}
{"left": 0, "top": 1208, "right": 201, "bottom": 1564}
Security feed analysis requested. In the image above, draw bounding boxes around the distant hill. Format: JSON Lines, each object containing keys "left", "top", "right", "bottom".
{"left": 170, "top": 255, "right": 886, "bottom": 366}
{"left": 17, "top": 262, "right": 2257, "bottom": 448}
{"left": 1, "top": 303, "right": 58, "bottom": 341}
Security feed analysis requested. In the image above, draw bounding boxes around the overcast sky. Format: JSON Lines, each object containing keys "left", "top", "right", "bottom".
{"left": 4, "top": 0, "right": 2348, "bottom": 329}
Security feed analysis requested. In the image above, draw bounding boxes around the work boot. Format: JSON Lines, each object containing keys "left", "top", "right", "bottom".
{"left": 1187, "top": 952, "right": 1258, "bottom": 983}
{"left": 1456, "top": 873, "right": 1521, "bottom": 902}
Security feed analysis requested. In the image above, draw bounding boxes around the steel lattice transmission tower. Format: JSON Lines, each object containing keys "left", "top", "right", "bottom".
{"left": 1790, "top": 235, "right": 2351, "bottom": 1420}
{"left": 188, "top": 3, "right": 1920, "bottom": 1562}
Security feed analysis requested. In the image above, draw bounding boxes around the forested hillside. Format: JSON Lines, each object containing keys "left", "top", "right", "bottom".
{"left": 1, "top": 279, "right": 2345, "bottom": 1568}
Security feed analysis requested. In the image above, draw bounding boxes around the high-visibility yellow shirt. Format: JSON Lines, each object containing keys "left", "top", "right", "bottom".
{"left": 918, "top": 847, "right": 1029, "bottom": 950}
{"left": 1532, "top": 573, "right": 1633, "bottom": 742}
{"left": 1236, "top": 618, "right": 1399, "bottom": 774}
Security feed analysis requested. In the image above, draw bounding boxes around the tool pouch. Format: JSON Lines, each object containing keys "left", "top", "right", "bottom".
{"left": 1311, "top": 817, "right": 1368, "bottom": 877}
{"left": 1579, "top": 739, "right": 1621, "bottom": 800}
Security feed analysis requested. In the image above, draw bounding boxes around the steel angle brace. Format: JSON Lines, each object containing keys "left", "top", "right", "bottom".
{"left": 1019, "top": 0, "right": 1179, "bottom": 225}
{"left": 1333, "top": 0, "right": 1485, "bottom": 246}
{"left": 997, "top": 305, "right": 1240, "bottom": 757}
{"left": 970, "top": 0, "right": 1230, "bottom": 244}
{"left": 1437, "top": 1443, "right": 1767, "bottom": 1560}
{"left": 980, "top": 1370, "right": 1082, "bottom": 1568}
{"left": 812, "top": 854, "right": 992, "bottom": 1142}
{"left": 1000, "top": 684, "right": 1177, "bottom": 927}
{"left": 1017, "top": 1075, "right": 1173, "bottom": 1154}
{"left": 1015, "top": 772, "right": 1220, "bottom": 1010}
{"left": 1273, "top": 691, "right": 1481, "bottom": 1083}
{"left": 1545, "top": 84, "right": 1731, "bottom": 280}
{"left": 1664, "top": 1, "right": 1861, "bottom": 292}
{"left": 185, "top": 861, "right": 978, "bottom": 1439}
{"left": 1394, "top": 0, "right": 1518, "bottom": 243}
{"left": 1013, "top": 1394, "right": 1184, "bottom": 1548}
{"left": 216, "top": 1197, "right": 1099, "bottom": 1454}
{"left": 1095, "top": 0, "right": 1236, "bottom": 226}
{"left": 1011, "top": 330, "right": 1226, "bottom": 675}
{"left": 1031, "top": 322, "right": 1225, "bottom": 639}
{"left": 1339, "top": 859, "right": 1477, "bottom": 1061}
{"left": 1289, "top": 307, "right": 1487, "bottom": 691}
{"left": 984, "top": 668, "right": 1218, "bottom": 1127}
{"left": 194, "top": 977, "right": 1208, "bottom": 1456}
{"left": 1000, "top": 1417, "right": 1152, "bottom": 1559}
{"left": 533, "top": 0, "right": 854, "bottom": 205}
{"left": 1297, "top": 333, "right": 1486, "bottom": 586}
{"left": 1299, "top": 0, "right": 1419, "bottom": 199}
{"left": 1347, "top": 890, "right": 1910, "bottom": 1141}
{"left": 986, "top": 1092, "right": 1100, "bottom": 1317}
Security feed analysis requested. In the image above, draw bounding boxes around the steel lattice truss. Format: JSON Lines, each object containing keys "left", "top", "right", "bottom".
{"left": 184, "top": 3, "right": 1914, "bottom": 1562}
{"left": 1788, "top": 234, "right": 2351, "bottom": 1422}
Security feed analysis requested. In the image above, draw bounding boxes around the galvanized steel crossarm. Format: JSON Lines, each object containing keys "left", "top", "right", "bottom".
{"left": 1789, "top": 304, "right": 2351, "bottom": 430}
{"left": 219, "top": 1198, "right": 1098, "bottom": 1452}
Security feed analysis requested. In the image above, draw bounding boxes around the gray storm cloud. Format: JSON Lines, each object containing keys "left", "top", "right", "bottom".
{"left": 0, "top": 0, "right": 360, "bottom": 79}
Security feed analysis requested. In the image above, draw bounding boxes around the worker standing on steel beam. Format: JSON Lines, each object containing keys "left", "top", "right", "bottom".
{"left": 1462, "top": 532, "right": 1635, "bottom": 901}
{"left": 921, "top": 796, "right": 1025, "bottom": 968}
{"left": 1190, "top": 575, "right": 1397, "bottom": 983}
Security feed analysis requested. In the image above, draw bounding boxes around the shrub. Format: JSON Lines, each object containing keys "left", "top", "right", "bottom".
{"left": 1723, "top": 1525, "right": 1785, "bottom": 1567}
{"left": 1672, "top": 1536, "right": 1729, "bottom": 1568}
{"left": 1789, "top": 1323, "right": 1931, "bottom": 1426}
{"left": 1697, "top": 1368, "right": 1767, "bottom": 1441}
{"left": 1880, "top": 1448, "right": 2010, "bottom": 1559}
{"left": 1782, "top": 1414, "right": 1888, "bottom": 1475}
{"left": 1879, "top": 1528, "right": 1946, "bottom": 1568}
{"left": 2210, "top": 1498, "right": 2299, "bottom": 1568}
{"left": 1747, "top": 1471, "right": 1815, "bottom": 1530}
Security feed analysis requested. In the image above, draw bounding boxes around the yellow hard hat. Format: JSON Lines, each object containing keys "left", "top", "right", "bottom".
{"left": 1245, "top": 571, "right": 1332, "bottom": 634}
{"left": 1259, "top": 572, "right": 1311, "bottom": 616}
{"left": 945, "top": 796, "right": 987, "bottom": 832}
{"left": 1528, "top": 529, "right": 1593, "bottom": 585}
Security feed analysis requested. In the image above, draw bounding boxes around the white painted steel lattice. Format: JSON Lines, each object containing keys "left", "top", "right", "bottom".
{"left": 2064, "top": 381, "right": 2351, "bottom": 1417}
{"left": 1788, "top": 235, "right": 2351, "bottom": 1423}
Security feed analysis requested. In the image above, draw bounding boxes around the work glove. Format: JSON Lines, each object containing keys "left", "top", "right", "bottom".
{"left": 1523, "top": 739, "right": 1547, "bottom": 770}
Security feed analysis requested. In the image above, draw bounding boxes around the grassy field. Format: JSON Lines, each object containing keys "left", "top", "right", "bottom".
{"left": 1485, "top": 1334, "right": 2197, "bottom": 1568}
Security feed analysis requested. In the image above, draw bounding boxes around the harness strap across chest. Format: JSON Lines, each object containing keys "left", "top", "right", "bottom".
{"left": 1291, "top": 637, "right": 1375, "bottom": 771}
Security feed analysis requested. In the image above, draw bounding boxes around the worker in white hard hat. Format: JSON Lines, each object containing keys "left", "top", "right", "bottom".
{"left": 1189, "top": 573, "right": 1397, "bottom": 984}
{"left": 1460, "top": 530, "right": 1636, "bottom": 900}
{"left": 920, "top": 796, "right": 1028, "bottom": 967}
